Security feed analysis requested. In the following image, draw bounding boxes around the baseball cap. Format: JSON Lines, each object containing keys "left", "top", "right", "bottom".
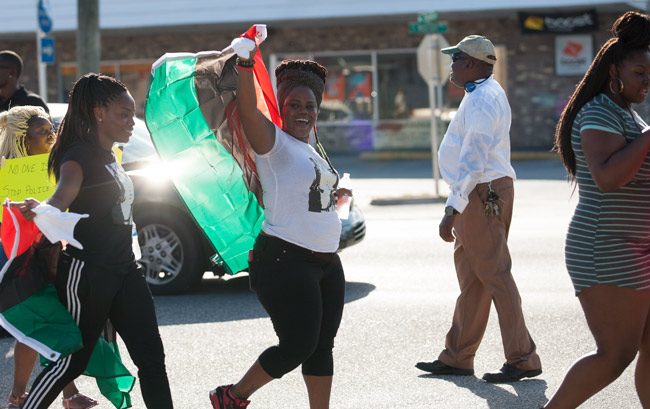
{"left": 441, "top": 35, "right": 497, "bottom": 65}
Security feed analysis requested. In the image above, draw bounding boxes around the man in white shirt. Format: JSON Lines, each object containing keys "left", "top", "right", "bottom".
{"left": 415, "top": 35, "right": 542, "bottom": 383}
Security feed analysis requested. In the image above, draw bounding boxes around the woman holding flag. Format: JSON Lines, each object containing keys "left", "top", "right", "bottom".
{"left": 13, "top": 74, "right": 174, "bottom": 409}
{"left": 209, "top": 35, "right": 350, "bottom": 409}
{"left": 0, "top": 105, "right": 98, "bottom": 409}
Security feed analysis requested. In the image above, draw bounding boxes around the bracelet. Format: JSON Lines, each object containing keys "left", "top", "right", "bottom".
{"left": 236, "top": 57, "right": 255, "bottom": 67}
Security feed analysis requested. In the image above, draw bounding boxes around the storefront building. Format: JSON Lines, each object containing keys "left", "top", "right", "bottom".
{"left": 1, "top": 0, "right": 646, "bottom": 152}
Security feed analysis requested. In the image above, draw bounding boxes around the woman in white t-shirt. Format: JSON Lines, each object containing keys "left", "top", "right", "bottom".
{"left": 209, "top": 41, "right": 350, "bottom": 409}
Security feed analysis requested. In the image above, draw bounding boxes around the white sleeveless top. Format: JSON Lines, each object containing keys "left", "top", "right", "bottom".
{"left": 255, "top": 126, "right": 342, "bottom": 252}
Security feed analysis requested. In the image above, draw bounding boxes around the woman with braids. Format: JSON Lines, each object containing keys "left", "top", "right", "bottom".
{"left": 1, "top": 106, "right": 98, "bottom": 409}
{"left": 14, "top": 73, "right": 174, "bottom": 409}
{"left": 545, "top": 11, "right": 650, "bottom": 409}
{"left": 209, "top": 40, "right": 350, "bottom": 409}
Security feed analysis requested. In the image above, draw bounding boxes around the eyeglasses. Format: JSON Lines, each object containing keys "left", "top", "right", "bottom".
{"left": 451, "top": 53, "right": 466, "bottom": 62}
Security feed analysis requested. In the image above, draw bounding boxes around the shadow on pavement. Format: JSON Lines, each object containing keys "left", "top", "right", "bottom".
{"left": 153, "top": 275, "right": 375, "bottom": 326}
{"left": 0, "top": 280, "right": 375, "bottom": 398}
{"left": 418, "top": 374, "right": 548, "bottom": 408}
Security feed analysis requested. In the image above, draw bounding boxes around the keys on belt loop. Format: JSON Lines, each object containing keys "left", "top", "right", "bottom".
{"left": 484, "top": 181, "right": 501, "bottom": 217}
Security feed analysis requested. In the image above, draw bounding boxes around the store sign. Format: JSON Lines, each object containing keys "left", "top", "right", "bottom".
{"left": 519, "top": 10, "right": 598, "bottom": 34}
{"left": 555, "top": 34, "right": 593, "bottom": 76}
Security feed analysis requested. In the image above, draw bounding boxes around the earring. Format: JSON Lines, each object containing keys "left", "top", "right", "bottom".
{"left": 609, "top": 78, "right": 624, "bottom": 94}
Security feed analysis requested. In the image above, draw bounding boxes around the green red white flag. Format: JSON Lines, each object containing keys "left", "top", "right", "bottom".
{"left": 0, "top": 204, "right": 81, "bottom": 360}
{"left": 145, "top": 24, "right": 280, "bottom": 274}
{"left": 0, "top": 204, "right": 134, "bottom": 408}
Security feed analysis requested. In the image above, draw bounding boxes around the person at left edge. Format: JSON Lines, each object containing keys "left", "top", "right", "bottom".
{"left": 15, "top": 73, "right": 174, "bottom": 409}
{"left": 0, "top": 50, "right": 49, "bottom": 113}
{"left": 0, "top": 106, "right": 99, "bottom": 409}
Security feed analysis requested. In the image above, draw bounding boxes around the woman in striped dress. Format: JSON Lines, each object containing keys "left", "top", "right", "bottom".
{"left": 545, "top": 11, "right": 650, "bottom": 409}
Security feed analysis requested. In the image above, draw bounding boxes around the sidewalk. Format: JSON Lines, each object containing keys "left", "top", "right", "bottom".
{"left": 359, "top": 150, "right": 557, "bottom": 161}
{"left": 331, "top": 153, "right": 566, "bottom": 181}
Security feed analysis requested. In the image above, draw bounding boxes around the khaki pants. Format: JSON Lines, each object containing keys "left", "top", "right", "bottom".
{"left": 438, "top": 177, "right": 541, "bottom": 371}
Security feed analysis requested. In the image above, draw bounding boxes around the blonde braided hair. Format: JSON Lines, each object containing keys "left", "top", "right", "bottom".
{"left": 0, "top": 105, "right": 51, "bottom": 160}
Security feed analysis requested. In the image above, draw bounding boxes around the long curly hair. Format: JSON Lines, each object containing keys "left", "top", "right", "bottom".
{"left": 48, "top": 73, "right": 128, "bottom": 180}
{"left": 0, "top": 105, "right": 50, "bottom": 159}
{"left": 553, "top": 11, "right": 650, "bottom": 180}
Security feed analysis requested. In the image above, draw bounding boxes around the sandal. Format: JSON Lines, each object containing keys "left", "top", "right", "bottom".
{"left": 62, "top": 393, "right": 98, "bottom": 409}
{"left": 6, "top": 393, "right": 28, "bottom": 409}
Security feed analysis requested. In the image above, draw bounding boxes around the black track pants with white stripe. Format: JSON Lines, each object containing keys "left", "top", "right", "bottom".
{"left": 22, "top": 253, "right": 174, "bottom": 409}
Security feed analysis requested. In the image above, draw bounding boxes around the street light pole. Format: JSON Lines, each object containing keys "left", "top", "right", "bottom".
{"left": 77, "top": 0, "right": 100, "bottom": 75}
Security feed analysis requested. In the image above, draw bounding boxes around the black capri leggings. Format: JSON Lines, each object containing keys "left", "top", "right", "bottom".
{"left": 248, "top": 234, "right": 345, "bottom": 378}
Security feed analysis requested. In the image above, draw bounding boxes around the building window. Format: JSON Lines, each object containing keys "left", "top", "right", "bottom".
{"left": 376, "top": 52, "right": 428, "bottom": 120}
{"left": 315, "top": 54, "right": 374, "bottom": 121}
{"left": 59, "top": 61, "right": 152, "bottom": 116}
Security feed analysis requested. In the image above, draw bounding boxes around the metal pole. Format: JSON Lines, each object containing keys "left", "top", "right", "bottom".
{"left": 430, "top": 36, "right": 441, "bottom": 198}
{"left": 36, "top": 30, "right": 47, "bottom": 101}
{"left": 429, "top": 80, "right": 439, "bottom": 198}
{"left": 371, "top": 51, "right": 379, "bottom": 122}
{"left": 77, "top": 0, "right": 100, "bottom": 75}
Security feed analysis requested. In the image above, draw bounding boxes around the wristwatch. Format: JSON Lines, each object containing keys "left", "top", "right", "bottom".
{"left": 444, "top": 206, "right": 459, "bottom": 216}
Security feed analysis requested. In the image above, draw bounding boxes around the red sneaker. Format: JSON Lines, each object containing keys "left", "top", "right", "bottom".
{"left": 209, "top": 385, "right": 250, "bottom": 409}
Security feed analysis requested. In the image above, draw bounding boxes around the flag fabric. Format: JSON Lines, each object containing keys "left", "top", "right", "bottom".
{"left": 86, "top": 331, "right": 135, "bottom": 409}
{"left": 0, "top": 204, "right": 82, "bottom": 361}
{"left": 145, "top": 24, "right": 280, "bottom": 274}
{"left": 0, "top": 205, "right": 134, "bottom": 409}
{"left": 41, "top": 321, "right": 136, "bottom": 409}
{"left": 1, "top": 203, "right": 40, "bottom": 265}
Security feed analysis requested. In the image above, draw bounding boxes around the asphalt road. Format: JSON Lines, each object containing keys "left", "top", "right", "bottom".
{"left": 0, "top": 158, "right": 644, "bottom": 408}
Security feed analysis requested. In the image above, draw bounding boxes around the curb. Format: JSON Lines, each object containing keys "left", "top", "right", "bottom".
{"left": 359, "top": 150, "right": 559, "bottom": 161}
{"left": 370, "top": 195, "right": 447, "bottom": 206}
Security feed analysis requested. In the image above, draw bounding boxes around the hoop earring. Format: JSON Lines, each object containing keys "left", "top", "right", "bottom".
{"left": 609, "top": 78, "right": 624, "bottom": 94}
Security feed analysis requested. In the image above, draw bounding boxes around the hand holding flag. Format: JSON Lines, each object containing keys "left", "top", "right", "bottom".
{"left": 230, "top": 37, "right": 256, "bottom": 59}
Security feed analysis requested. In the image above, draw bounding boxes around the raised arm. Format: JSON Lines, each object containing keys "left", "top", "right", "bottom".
{"left": 232, "top": 38, "right": 276, "bottom": 155}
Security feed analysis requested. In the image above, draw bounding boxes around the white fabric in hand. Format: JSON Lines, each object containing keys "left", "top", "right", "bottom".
{"left": 32, "top": 204, "right": 89, "bottom": 250}
{"left": 254, "top": 24, "right": 267, "bottom": 44}
{"left": 231, "top": 37, "right": 256, "bottom": 59}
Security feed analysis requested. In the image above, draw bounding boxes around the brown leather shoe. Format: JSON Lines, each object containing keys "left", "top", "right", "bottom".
{"left": 482, "top": 363, "right": 542, "bottom": 383}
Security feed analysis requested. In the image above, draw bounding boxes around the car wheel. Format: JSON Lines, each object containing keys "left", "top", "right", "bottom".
{"left": 134, "top": 209, "right": 204, "bottom": 295}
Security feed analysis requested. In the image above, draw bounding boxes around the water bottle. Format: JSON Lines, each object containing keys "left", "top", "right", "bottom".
{"left": 336, "top": 173, "right": 352, "bottom": 220}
